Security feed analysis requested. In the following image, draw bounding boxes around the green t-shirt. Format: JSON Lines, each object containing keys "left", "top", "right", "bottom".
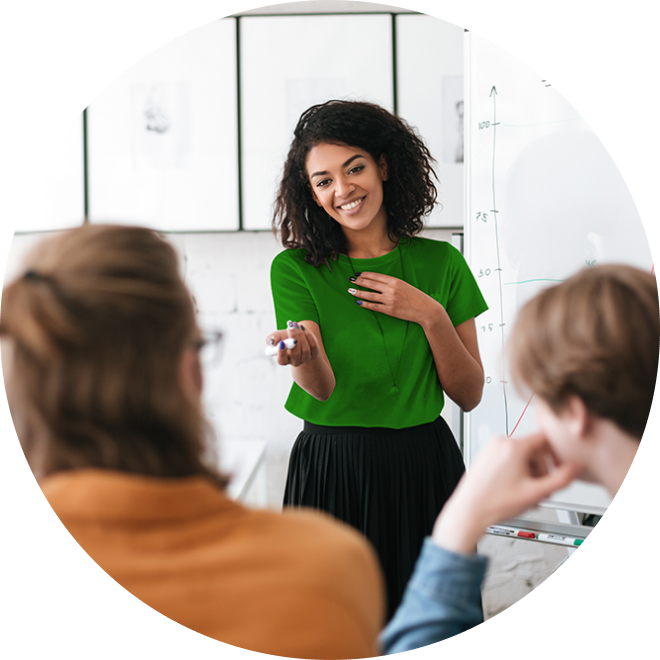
{"left": 270, "top": 237, "right": 488, "bottom": 429}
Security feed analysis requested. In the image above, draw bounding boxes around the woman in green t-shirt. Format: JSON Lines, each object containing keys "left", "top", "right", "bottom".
{"left": 267, "top": 100, "right": 488, "bottom": 620}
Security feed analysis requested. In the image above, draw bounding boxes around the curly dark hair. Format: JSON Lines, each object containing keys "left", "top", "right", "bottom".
{"left": 273, "top": 100, "right": 438, "bottom": 266}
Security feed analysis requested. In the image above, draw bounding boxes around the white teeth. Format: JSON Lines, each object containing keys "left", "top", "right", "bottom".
{"left": 339, "top": 198, "right": 363, "bottom": 211}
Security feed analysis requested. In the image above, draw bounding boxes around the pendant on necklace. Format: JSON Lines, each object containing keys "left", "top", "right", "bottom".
{"left": 390, "top": 385, "right": 399, "bottom": 395}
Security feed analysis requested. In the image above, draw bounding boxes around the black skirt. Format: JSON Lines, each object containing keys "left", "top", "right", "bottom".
{"left": 283, "top": 416, "right": 466, "bottom": 621}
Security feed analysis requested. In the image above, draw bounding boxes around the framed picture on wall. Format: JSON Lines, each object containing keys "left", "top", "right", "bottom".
{"left": 240, "top": 14, "right": 394, "bottom": 231}
{"left": 87, "top": 19, "right": 239, "bottom": 231}
{"left": 396, "top": 14, "right": 465, "bottom": 228}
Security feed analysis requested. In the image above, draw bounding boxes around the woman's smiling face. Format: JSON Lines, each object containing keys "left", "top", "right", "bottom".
{"left": 306, "top": 142, "right": 388, "bottom": 237}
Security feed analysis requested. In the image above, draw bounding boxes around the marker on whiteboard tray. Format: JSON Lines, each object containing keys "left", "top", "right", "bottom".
{"left": 536, "top": 533, "right": 583, "bottom": 547}
{"left": 516, "top": 531, "right": 536, "bottom": 539}
{"left": 264, "top": 337, "right": 297, "bottom": 356}
{"left": 486, "top": 525, "right": 517, "bottom": 537}
{"left": 487, "top": 526, "right": 517, "bottom": 537}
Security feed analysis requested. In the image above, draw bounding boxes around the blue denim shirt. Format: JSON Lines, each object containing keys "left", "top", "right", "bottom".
{"left": 380, "top": 538, "right": 488, "bottom": 653}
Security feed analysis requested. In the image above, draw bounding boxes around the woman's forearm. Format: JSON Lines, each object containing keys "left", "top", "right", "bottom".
{"left": 281, "top": 320, "right": 336, "bottom": 401}
{"left": 419, "top": 307, "right": 484, "bottom": 412}
{"left": 292, "top": 355, "right": 336, "bottom": 401}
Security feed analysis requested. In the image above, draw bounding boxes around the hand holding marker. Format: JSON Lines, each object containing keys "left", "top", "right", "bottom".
{"left": 264, "top": 320, "right": 300, "bottom": 357}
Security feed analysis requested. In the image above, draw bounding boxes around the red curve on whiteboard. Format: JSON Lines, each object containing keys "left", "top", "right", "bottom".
{"left": 508, "top": 393, "right": 535, "bottom": 437}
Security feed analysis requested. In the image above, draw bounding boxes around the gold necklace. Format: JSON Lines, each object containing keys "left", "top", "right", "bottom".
{"left": 347, "top": 243, "right": 409, "bottom": 395}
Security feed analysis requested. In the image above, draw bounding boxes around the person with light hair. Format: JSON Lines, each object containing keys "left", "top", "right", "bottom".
{"left": 382, "top": 264, "right": 659, "bottom": 652}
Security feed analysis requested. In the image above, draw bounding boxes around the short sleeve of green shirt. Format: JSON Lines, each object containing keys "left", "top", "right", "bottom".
{"left": 271, "top": 249, "right": 320, "bottom": 328}
{"left": 432, "top": 242, "right": 488, "bottom": 327}
{"left": 269, "top": 238, "right": 488, "bottom": 429}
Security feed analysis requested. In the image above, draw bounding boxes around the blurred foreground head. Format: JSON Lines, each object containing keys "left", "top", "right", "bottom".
{"left": 0, "top": 224, "right": 223, "bottom": 484}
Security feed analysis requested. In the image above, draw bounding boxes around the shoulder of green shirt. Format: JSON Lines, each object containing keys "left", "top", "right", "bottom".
{"left": 272, "top": 247, "right": 308, "bottom": 266}
{"left": 408, "top": 236, "right": 460, "bottom": 257}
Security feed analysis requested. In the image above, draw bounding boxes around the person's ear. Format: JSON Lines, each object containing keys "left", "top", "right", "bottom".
{"left": 378, "top": 154, "right": 389, "bottom": 181}
{"left": 564, "top": 395, "right": 592, "bottom": 440}
{"left": 179, "top": 346, "right": 203, "bottom": 399}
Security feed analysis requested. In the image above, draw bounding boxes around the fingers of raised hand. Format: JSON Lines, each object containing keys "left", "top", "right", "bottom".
{"left": 266, "top": 330, "right": 289, "bottom": 347}
{"left": 275, "top": 321, "right": 317, "bottom": 366}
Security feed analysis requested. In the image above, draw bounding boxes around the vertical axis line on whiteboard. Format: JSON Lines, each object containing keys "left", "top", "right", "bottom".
{"left": 82, "top": 108, "right": 89, "bottom": 224}
{"left": 490, "top": 85, "right": 509, "bottom": 436}
{"left": 235, "top": 17, "right": 244, "bottom": 231}
{"left": 390, "top": 13, "right": 398, "bottom": 116}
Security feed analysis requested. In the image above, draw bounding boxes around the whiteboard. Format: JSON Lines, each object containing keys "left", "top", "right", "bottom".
{"left": 87, "top": 19, "right": 238, "bottom": 231}
{"left": 464, "top": 32, "right": 653, "bottom": 515}
{"left": 396, "top": 14, "right": 464, "bottom": 228}
{"left": 17, "top": 114, "right": 84, "bottom": 232}
{"left": 240, "top": 14, "right": 393, "bottom": 231}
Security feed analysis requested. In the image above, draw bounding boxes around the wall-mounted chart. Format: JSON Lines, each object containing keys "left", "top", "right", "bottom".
{"left": 465, "top": 32, "right": 653, "bottom": 514}
{"left": 396, "top": 14, "right": 464, "bottom": 228}
{"left": 240, "top": 14, "right": 393, "bottom": 231}
{"left": 88, "top": 19, "right": 238, "bottom": 231}
{"left": 29, "top": 13, "right": 466, "bottom": 235}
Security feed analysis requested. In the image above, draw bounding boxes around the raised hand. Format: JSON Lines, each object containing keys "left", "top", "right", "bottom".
{"left": 266, "top": 321, "right": 319, "bottom": 367}
{"left": 432, "top": 433, "right": 580, "bottom": 554}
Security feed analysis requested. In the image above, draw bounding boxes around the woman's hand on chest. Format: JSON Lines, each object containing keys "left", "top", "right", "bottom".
{"left": 347, "top": 272, "right": 441, "bottom": 328}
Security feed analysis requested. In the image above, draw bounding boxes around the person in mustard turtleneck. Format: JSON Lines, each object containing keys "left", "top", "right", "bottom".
{"left": 0, "top": 224, "right": 384, "bottom": 660}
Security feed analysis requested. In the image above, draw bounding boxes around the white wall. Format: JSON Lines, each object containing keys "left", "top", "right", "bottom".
{"left": 5, "top": 226, "right": 569, "bottom": 620}
{"left": 5, "top": 0, "right": 572, "bottom": 625}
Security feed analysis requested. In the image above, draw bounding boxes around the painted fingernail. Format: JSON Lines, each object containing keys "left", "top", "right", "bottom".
{"left": 287, "top": 320, "right": 294, "bottom": 329}
{"left": 292, "top": 339, "right": 298, "bottom": 345}
{"left": 300, "top": 324, "right": 306, "bottom": 331}
{"left": 269, "top": 337, "right": 275, "bottom": 345}
{"left": 356, "top": 300, "right": 363, "bottom": 306}
{"left": 355, "top": 272, "right": 362, "bottom": 277}
{"left": 349, "top": 276, "right": 357, "bottom": 282}
{"left": 279, "top": 340, "right": 285, "bottom": 349}
{"left": 348, "top": 288, "right": 357, "bottom": 294}
{"left": 294, "top": 322, "right": 300, "bottom": 329}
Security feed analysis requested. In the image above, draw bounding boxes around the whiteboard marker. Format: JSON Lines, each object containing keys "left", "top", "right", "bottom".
{"left": 486, "top": 525, "right": 518, "bottom": 537}
{"left": 516, "top": 531, "right": 536, "bottom": 539}
{"left": 488, "top": 526, "right": 538, "bottom": 539}
{"left": 536, "top": 533, "right": 584, "bottom": 547}
{"left": 264, "top": 338, "right": 297, "bottom": 356}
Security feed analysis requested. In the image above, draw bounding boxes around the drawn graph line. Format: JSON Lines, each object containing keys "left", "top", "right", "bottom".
{"left": 509, "top": 393, "right": 535, "bottom": 438}
{"left": 500, "top": 117, "right": 582, "bottom": 128}
{"left": 504, "top": 278, "right": 564, "bottom": 286}
{"left": 480, "top": 80, "right": 650, "bottom": 442}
